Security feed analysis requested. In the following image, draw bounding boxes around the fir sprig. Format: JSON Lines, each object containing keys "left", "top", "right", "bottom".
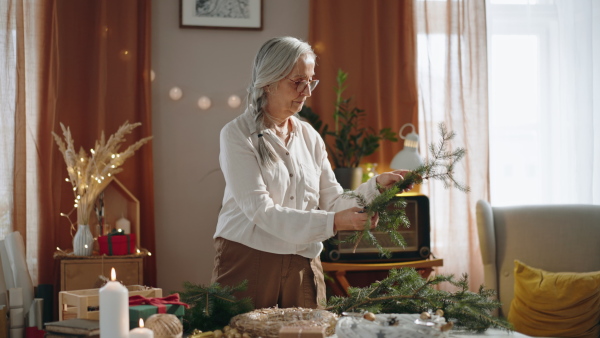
{"left": 325, "top": 268, "right": 512, "bottom": 333}
{"left": 344, "top": 123, "right": 470, "bottom": 257}
{"left": 178, "top": 281, "right": 254, "bottom": 333}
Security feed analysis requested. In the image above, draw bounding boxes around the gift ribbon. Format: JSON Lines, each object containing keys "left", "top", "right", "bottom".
{"left": 106, "top": 229, "right": 131, "bottom": 255}
{"left": 128, "top": 293, "right": 190, "bottom": 314}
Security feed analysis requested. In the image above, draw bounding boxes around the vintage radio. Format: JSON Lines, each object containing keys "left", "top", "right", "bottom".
{"left": 321, "top": 195, "right": 430, "bottom": 262}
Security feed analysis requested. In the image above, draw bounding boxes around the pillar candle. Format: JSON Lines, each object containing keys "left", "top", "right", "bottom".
{"left": 129, "top": 319, "right": 154, "bottom": 338}
{"left": 116, "top": 216, "right": 131, "bottom": 234}
{"left": 100, "top": 268, "right": 129, "bottom": 338}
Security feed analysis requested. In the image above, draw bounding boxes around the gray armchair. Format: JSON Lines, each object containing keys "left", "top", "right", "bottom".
{"left": 475, "top": 200, "right": 600, "bottom": 318}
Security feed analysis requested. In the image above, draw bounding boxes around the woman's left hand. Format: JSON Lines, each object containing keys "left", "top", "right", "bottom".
{"left": 376, "top": 170, "right": 414, "bottom": 193}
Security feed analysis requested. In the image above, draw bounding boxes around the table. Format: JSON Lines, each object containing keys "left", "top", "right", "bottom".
{"left": 322, "top": 258, "right": 443, "bottom": 296}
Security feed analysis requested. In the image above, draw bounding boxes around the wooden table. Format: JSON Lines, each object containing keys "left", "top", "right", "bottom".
{"left": 322, "top": 258, "right": 443, "bottom": 296}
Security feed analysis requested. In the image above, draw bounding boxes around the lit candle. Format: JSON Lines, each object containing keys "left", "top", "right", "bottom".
{"left": 129, "top": 319, "right": 154, "bottom": 338}
{"left": 99, "top": 268, "right": 129, "bottom": 338}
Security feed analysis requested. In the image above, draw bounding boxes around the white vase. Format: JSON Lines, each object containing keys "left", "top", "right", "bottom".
{"left": 73, "top": 224, "right": 94, "bottom": 256}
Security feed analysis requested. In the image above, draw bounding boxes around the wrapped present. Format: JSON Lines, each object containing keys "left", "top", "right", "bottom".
{"left": 98, "top": 230, "right": 136, "bottom": 255}
{"left": 128, "top": 294, "right": 189, "bottom": 330}
{"left": 279, "top": 326, "right": 326, "bottom": 338}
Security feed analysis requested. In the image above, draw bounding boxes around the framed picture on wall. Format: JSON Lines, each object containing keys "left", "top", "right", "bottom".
{"left": 180, "top": 0, "right": 262, "bottom": 30}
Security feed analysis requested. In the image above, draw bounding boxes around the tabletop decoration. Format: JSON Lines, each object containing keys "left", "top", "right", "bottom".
{"left": 229, "top": 307, "right": 338, "bottom": 338}
{"left": 145, "top": 314, "right": 183, "bottom": 338}
{"left": 325, "top": 267, "right": 512, "bottom": 333}
{"left": 129, "top": 318, "right": 154, "bottom": 338}
{"left": 52, "top": 121, "right": 152, "bottom": 255}
{"left": 99, "top": 268, "right": 129, "bottom": 338}
{"left": 336, "top": 312, "right": 450, "bottom": 338}
{"left": 179, "top": 281, "right": 253, "bottom": 334}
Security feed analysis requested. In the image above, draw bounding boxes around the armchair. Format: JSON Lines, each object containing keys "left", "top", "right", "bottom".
{"left": 475, "top": 200, "right": 600, "bottom": 336}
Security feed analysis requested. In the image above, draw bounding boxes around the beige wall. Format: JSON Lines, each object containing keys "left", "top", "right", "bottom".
{"left": 151, "top": 0, "right": 310, "bottom": 293}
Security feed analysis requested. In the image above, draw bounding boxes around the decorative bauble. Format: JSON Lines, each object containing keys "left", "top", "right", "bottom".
{"left": 145, "top": 313, "right": 183, "bottom": 338}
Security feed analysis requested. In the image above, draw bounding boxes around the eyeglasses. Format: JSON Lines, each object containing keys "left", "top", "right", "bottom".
{"left": 286, "top": 77, "right": 319, "bottom": 93}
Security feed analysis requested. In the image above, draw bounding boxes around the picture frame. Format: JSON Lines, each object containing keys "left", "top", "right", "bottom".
{"left": 180, "top": 0, "right": 262, "bottom": 30}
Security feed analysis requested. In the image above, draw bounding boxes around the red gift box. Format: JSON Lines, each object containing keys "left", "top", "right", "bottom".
{"left": 99, "top": 233, "right": 136, "bottom": 255}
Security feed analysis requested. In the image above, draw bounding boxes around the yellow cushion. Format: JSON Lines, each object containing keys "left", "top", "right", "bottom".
{"left": 508, "top": 260, "right": 600, "bottom": 337}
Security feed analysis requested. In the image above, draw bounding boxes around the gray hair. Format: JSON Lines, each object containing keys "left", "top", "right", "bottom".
{"left": 247, "top": 37, "right": 316, "bottom": 167}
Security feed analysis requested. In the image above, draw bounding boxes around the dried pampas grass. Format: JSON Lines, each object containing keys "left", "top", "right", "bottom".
{"left": 52, "top": 121, "right": 152, "bottom": 226}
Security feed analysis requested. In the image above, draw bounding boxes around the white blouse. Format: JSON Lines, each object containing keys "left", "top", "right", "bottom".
{"left": 213, "top": 109, "right": 380, "bottom": 259}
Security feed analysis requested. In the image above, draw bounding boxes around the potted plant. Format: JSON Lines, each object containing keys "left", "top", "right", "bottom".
{"left": 299, "top": 69, "right": 397, "bottom": 189}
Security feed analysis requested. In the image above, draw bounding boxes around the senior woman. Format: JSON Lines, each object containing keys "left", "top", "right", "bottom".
{"left": 212, "top": 36, "right": 410, "bottom": 309}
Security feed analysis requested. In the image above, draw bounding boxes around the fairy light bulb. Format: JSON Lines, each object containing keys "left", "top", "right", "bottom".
{"left": 228, "top": 95, "right": 241, "bottom": 108}
{"left": 197, "top": 96, "right": 211, "bottom": 110}
{"left": 169, "top": 87, "right": 183, "bottom": 101}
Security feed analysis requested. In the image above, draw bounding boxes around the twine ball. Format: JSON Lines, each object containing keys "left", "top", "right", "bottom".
{"left": 145, "top": 314, "right": 183, "bottom": 338}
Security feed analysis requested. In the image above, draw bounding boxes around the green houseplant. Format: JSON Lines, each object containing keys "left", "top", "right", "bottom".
{"left": 299, "top": 69, "right": 397, "bottom": 188}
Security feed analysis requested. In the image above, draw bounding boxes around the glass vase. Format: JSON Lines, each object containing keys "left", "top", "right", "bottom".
{"left": 73, "top": 224, "right": 94, "bottom": 256}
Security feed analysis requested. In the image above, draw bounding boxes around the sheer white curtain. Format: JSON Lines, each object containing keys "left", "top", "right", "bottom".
{"left": 486, "top": 0, "right": 600, "bottom": 206}
{"left": 0, "top": 0, "right": 44, "bottom": 285}
{"left": 415, "top": 0, "right": 488, "bottom": 291}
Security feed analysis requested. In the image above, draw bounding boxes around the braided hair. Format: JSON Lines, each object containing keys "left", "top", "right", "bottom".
{"left": 246, "top": 37, "right": 315, "bottom": 167}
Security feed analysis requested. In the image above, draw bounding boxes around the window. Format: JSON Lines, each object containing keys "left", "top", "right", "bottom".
{"left": 486, "top": 0, "right": 599, "bottom": 205}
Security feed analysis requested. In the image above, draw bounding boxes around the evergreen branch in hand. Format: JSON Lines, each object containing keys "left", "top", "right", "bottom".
{"left": 341, "top": 123, "right": 470, "bottom": 258}
{"left": 325, "top": 268, "right": 512, "bottom": 333}
{"left": 179, "top": 281, "right": 254, "bottom": 333}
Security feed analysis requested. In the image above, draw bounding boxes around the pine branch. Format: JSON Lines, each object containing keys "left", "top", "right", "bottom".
{"left": 340, "top": 123, "right": 470, "bottom": 257}
{"left": 326, "top": 268, "right": 513, "bottom": 333}
{"left": 178, "top": 281, "right": 254, "bottom": 333}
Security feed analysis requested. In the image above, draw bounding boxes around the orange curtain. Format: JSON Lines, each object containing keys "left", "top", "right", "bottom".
{"left": 308, "top": 0, "right": 418, "bottom": 173}
{"left": 37, "top": 0, "right": 156, "bottom": 290}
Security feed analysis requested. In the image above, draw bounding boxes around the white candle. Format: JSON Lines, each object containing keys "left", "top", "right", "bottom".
{"left": 100, "top": 268, "right": 129, "bottom": 338}
{"left": 129, "top": 319, "right": 154, "bottom": 338}
{"left": 116, "top": 216, "right": 131, "bottom": 234}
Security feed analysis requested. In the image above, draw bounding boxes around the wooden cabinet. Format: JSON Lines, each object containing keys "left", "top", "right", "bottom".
{"left": 60, "top": 256, "right": 143, "bottom": 291}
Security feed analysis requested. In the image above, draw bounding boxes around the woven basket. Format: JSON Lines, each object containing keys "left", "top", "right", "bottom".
{"left": 229, "top": 307, "right": 338, "bottom": 338}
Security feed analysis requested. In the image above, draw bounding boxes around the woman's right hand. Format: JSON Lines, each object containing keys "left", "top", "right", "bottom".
{"left": 333, "top": 207, "right": 379, "bottom": 232}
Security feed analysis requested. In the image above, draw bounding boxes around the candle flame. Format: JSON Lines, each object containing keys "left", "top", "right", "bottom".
{"left": 111, "top": 267, "right": 116, "bottom": 281}
{"left": 139, "top": 318, "right": 144, "bottom": 328}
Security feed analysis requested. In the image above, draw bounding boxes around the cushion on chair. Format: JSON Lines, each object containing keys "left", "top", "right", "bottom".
{"left": 508, "top": 260, "right": 600, "bottom": 337}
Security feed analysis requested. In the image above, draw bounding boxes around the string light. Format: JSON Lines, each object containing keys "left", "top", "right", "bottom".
{"left": 90, "top": 149, "right": 95, "bottom": 154}
{"left": 65, "top": 178, "right": 70, "bottom": 182}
